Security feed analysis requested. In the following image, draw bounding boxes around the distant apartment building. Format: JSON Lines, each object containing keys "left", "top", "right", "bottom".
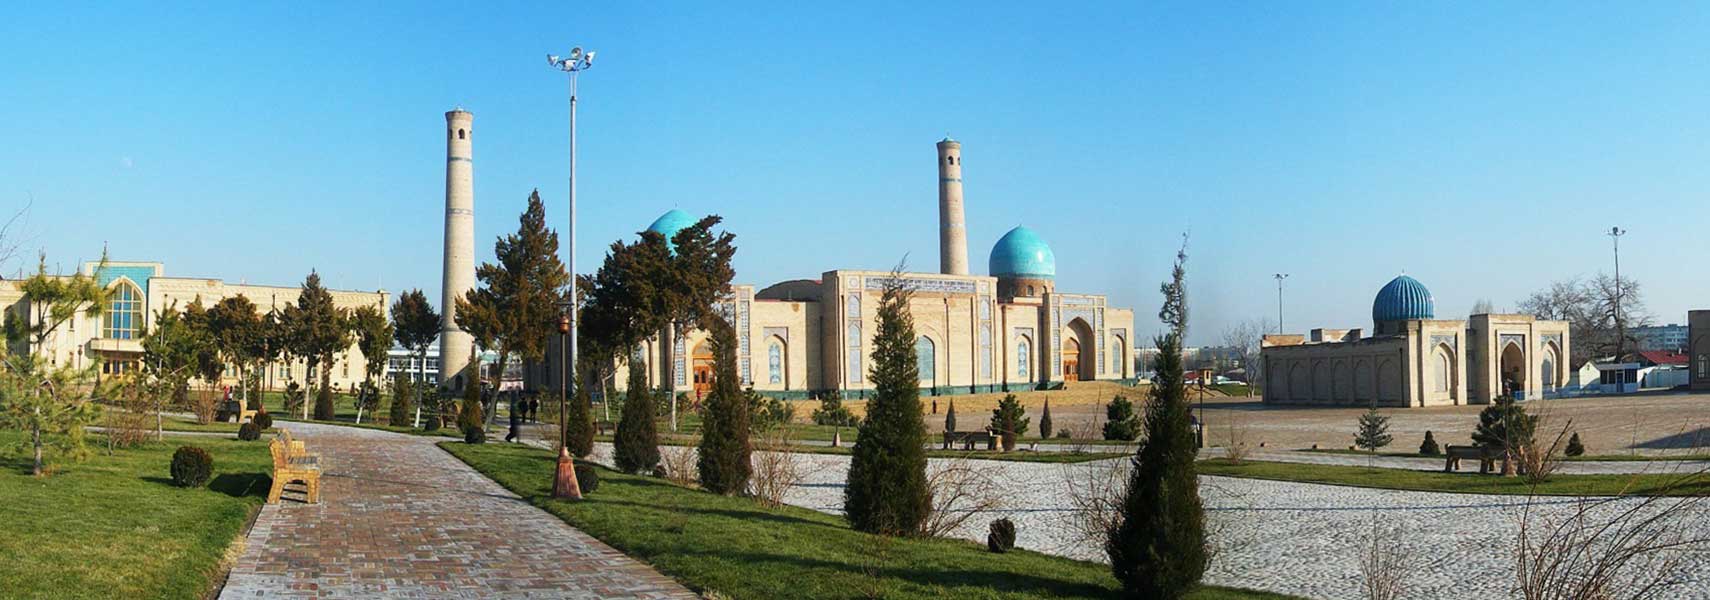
{"left": 1631, "top": 324, "right": 1690, "bottom": 352}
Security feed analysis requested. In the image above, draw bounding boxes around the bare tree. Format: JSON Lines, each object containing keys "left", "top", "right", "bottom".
{"left": 1220, "top": 318, "right": 1274, "bottom": 396}
{"left": 1514, "top": 472, "right": 1710, "bottom": 600}
{"left": 1517, "top": 275, "right": 1651, "bottom": 367}
{"left": 1060, "top": 458, "right": 1131, "bottom": 553}
{"left": 1470, "top": 298, "right": 1496, "bottom": 316}
{"left": 922, "top": 456, "right": 1005, "bottom": 537}
{"left": 749, "top": 428, "right": 804, "bottom": 508}
{"left": 1359, "top": 511, "right": 1413, "bottom": 600}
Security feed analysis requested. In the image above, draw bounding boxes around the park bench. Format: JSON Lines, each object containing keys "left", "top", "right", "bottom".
{"left": 267, "top": 434, "right": 322, "bottom": 504}
{"left": 942, "top": 429, "right": 999, "bottom": 451}
{"left": 1443, "top": 444, "right": 1505, "bottom": 474}
{"left": 216, "top": 400, "right": 260, "bottom": 424}
{"left": 595, "top": 420, "right": 617, "bottom": 436}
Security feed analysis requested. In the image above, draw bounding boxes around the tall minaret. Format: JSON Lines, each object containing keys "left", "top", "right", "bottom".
{"left": 937, "top": 136, "right": 969, "bottom": 275}
{"left": 440, "top": 110, "right": 476, "bottom": 387}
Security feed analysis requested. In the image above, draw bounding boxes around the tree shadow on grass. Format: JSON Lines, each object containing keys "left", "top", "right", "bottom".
{"left": 139, "top": 473, "right": 271, "bottom": 498}
{"left": 584, "top": 497, "right": 841, "bottom": 530}
{"left": 672, "top": 547, "right": 1116, "bottom": 599}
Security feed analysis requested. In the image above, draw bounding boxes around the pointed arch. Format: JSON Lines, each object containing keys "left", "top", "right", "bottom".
{"left": 103, "top": 278, "right": 143, "bottom": 340}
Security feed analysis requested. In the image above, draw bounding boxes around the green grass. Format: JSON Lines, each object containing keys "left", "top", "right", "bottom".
{"left": 1298, "top": 447, "right": 1710, "bottom": 463}
{"left": 441, "top": 441, "right": 1297, "bottom": 600}
{"left": 1197, "top": 459, "right": 1710, "bottom": 496}
{"left": 0, "top": 431, "right": 272, "bottom": 599}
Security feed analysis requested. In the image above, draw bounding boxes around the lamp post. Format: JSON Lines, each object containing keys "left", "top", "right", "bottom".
{"left": 549, "top": 46, "right": 594, "bottom": 500}
{"left": 552, "top": 307, "right": 581, "bottom": 499}
{"left": 1273, "top": 273, "right": 1289, "bottom": 334}
{"left": 1608, "top": 227, "right": 1627, "bottom": 364}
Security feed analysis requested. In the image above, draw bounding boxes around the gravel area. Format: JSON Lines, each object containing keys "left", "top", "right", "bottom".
{"left": 574, "top": 441, "right": 1710, "bottom": 600}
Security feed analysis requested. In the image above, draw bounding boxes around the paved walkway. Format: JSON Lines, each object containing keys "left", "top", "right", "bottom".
{"left": 220, "top": 422, "right": 694, "bottom": 599}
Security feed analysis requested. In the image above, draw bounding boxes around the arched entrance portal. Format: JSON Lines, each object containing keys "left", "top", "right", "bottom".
{"left": 1063, "top": 317, "right": 1095, "bottom": 381}
{"left": 692, "top": 342, "right": 715, "bottom": 399}
{"left": 1062, "top": 338, "right": 1081, "bottom": 382}
{"left": 1500, "top": 341, "right": 1527, "bottom": 399}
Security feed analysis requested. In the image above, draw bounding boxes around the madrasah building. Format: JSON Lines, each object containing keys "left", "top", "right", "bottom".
{"left": 1260, "top": 275, "right": 1571, "bottom": 407}
{"left": 531, "top": 137, "right": 1138, "bottom": 399}
{"left": 1, "top": 260, "right": 388, "bottom": 391}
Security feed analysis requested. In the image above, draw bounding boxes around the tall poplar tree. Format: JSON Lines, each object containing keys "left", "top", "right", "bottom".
{"left": 1108, "top": 235, "right": 1207, "bottom": 598}
{"left": 696, "top": 316, "right": 751, "bottom": 494}
{"left": 844, "top": 270, "right": 931, "bottom": 536}
{"left": 390, "top": 289, "right": 440, "bottom": 427}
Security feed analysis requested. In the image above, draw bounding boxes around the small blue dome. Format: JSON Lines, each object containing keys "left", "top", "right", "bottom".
{"left": 645, "top": 209, "right": 698, "bottom": 245}
{"left": 989, "top": 226, "right": 1056, "bottom": 279}
{"left": 1372, "top": 275, "right": 1435, "bottom": 322}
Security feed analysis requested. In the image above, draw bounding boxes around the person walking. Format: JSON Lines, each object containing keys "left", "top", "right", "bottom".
{"left": 504, "top": 392, "right": 523, "bottom": 443}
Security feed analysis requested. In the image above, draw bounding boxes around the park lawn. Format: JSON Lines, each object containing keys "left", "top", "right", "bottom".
{"left": 441, "top": 442, "right": 1297, "bottom": 600}
{"left": 1298, "top": 447, "right": 1710, "bottom": 463}
{"left": 0, "top": 431, "right": 273, "bottom": 599}
{"left": 589, "top": 431, "right": 1129, "bottom": 464}
{"left": 1197, "top": 459, "right": 1710, "bottom": 496}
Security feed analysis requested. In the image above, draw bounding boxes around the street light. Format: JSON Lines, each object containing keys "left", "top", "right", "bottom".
{"left": 548, "top": 46, "right": 595, "bottom": 500}
{"left": 1608, "top": 227, "right": 1627, "bottom": 363}
{"left": 1273, "top": 274, "right": 1289, "bottom": 334}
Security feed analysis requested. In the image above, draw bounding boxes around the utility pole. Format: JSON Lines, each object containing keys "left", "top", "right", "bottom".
{"left": 549, "top": 46, "right": 596, "bottom": 500}
{"left": 1274, "top": 274, "right": 1289, "bottom": 334}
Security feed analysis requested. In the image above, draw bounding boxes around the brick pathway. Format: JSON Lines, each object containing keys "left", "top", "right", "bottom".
{"left": 220, "top": 422, "right": 695, "bottom": 599}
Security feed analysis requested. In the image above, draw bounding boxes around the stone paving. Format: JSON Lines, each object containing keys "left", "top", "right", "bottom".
{"left": 1198, "top": 447, "right": 1710, "bottom": 475}
{"left": 577, "top": 441, "right": 1710, "bottom": 600}
{"left": 220, "top": 422, "right": 694, "bottom": 599}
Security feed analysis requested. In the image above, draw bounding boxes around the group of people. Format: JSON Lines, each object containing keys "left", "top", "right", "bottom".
{"left": 502, "top": 390, "right": 543, "bottom": 443}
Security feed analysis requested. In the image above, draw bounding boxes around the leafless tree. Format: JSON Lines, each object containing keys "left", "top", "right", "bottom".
{"left": 749, "top": 428, "right": 804, "bottom": 508}
{"left": 1514, "top": 469, "right": 1710, "bottom": 600}
{"left": 1220, "top": 318, "right": 1274, "bottom": 396}
{"left": 922, "top": 456, "right": 1005, "bottom": 537}
{"left": 1221, "top": 411, "right": 1254, "bottom": 464}
{"left": 1359, "top": 511, "right": 1413, "bottom": 600}
{"left": 659, "top": 438, "right": 699, "bottom": 487}
{"left": 0, "top": 198, "right": 29, "bottom": 275}
{"left": 1517, "top": 275, "right": 1651, "bottom": 367}
{"left": 1469, "top": 298, "right": 1496, "bottom": 316}
{"left": 1060, "top": 457, "right": 1131, "bottom": 553}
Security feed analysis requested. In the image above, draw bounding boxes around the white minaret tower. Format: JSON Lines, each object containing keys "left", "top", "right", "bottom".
{"left": 440, "top": 110, "right": 476, "bottom": 387}
{"left": 937, "top": 136, "right": 969, "bottom": 275}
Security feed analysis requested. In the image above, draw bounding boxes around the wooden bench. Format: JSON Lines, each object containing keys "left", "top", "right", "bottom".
{"left": 595, "top": 420, "right": 617, "bottom": 436}
{"left": 1443, "top": 444, "right": 1505, "bottom": 474}
{"left": 942, "top": 429, "right": 999, "bottom": 451}
{"left": 268, "top": 436, "right": 321, "bottom": 504}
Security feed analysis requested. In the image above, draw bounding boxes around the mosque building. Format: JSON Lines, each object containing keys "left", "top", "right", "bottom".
{"left": 537, "top": 137, "right": 1138, "bottom": 399}
{"left": 1260, "top": 275, "right": 1571, "bottom": 407}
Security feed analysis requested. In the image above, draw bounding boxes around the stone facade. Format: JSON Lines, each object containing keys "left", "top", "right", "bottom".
{"left": 0, "top": 260, "right": 387, "bottom": 391}
{"left": 533, "top": 138, "right": 1138, "bottom": 401}
{"left": 1691, "top": 310, "right": 1710, "bottom": 391}
{"left": 1262, "top": 277, "right": 1569, "bottom": 407}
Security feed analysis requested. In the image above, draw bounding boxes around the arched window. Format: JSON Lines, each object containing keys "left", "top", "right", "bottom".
{"left": 103, "top": 281, "right": 142, "bottom": 340}
{"left": 1542, "top": 348, "right": 1557, "bottom": 391}
{"left": 846, "top": 323, "right": 863, "bottom": 384}
{"left": 845, "top": 293, "right": 861, "bottom": 318}
{"left": 1026, "top": 285, "right": 1035, "bottom": 296}
{"left": 768, "top": 341, "right": 783, "bottom": 385}
{"left": 916, "top": 337, "right": 935, "bottom": 384}
{"left": 458, "top": 129, "right": 466, "bottom": 140}
{"left": 1016, "top": 336, "right": 1032, "bottom": 381}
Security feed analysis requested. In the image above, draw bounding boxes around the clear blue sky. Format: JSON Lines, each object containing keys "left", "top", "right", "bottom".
{"left": 4, "top": 2, "right": 1708, "bottom": 346}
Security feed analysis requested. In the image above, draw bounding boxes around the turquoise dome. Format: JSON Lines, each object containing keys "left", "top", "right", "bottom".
{"left": 1372, "top": 275, "right": 1435, "bottom": 322}
{"left": 645, "top": 209, "right": 698, "bottom": 250}
{"left": 988, "top": 226, "right": 1056, "bottom": 279}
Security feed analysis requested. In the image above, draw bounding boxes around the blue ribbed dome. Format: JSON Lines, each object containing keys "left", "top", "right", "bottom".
{"left": 988, "top": 226, "right": 1056, "bottom": 279}
{"left": 645, "top": 209, "right": 698, "bottom": 249}
{"left": 1372, "top": 275, "right": 1435, "bottom": 322}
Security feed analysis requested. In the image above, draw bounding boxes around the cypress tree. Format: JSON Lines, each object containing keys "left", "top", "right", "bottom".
{"left": 945, "top": 399, "right": 957, "bottom": 433}
{"left": 1565, "top": 432, "right": 1586, "bottom": 457}
{"left": 697, "top": 317, "right": 752, "bottom": 494}
{"left": 613, "top": 351, "right": 661, "bottom": 474}
{"left": 565, "top": 359, "right": 596, "bottom": 458}
{"left": 389, "top": 373, "right": 413, "bottom": 427}
{"left": 457, "top": 361, "right": 484, "bottom": 442}
{"left": 1108, "top": 237, "right": 1206, "bottom": 598}
{"left": 1039, "top": 398, "right": 1054, "bottom": 439}
{"left": 844, "top": 272, "right": 932, "bottom": 536}
{"left": 1419, "top": 430, "right": 1441, "bottom": 455}
{"left": 989, "top": 394, "right": 1030, "bottom": 451}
